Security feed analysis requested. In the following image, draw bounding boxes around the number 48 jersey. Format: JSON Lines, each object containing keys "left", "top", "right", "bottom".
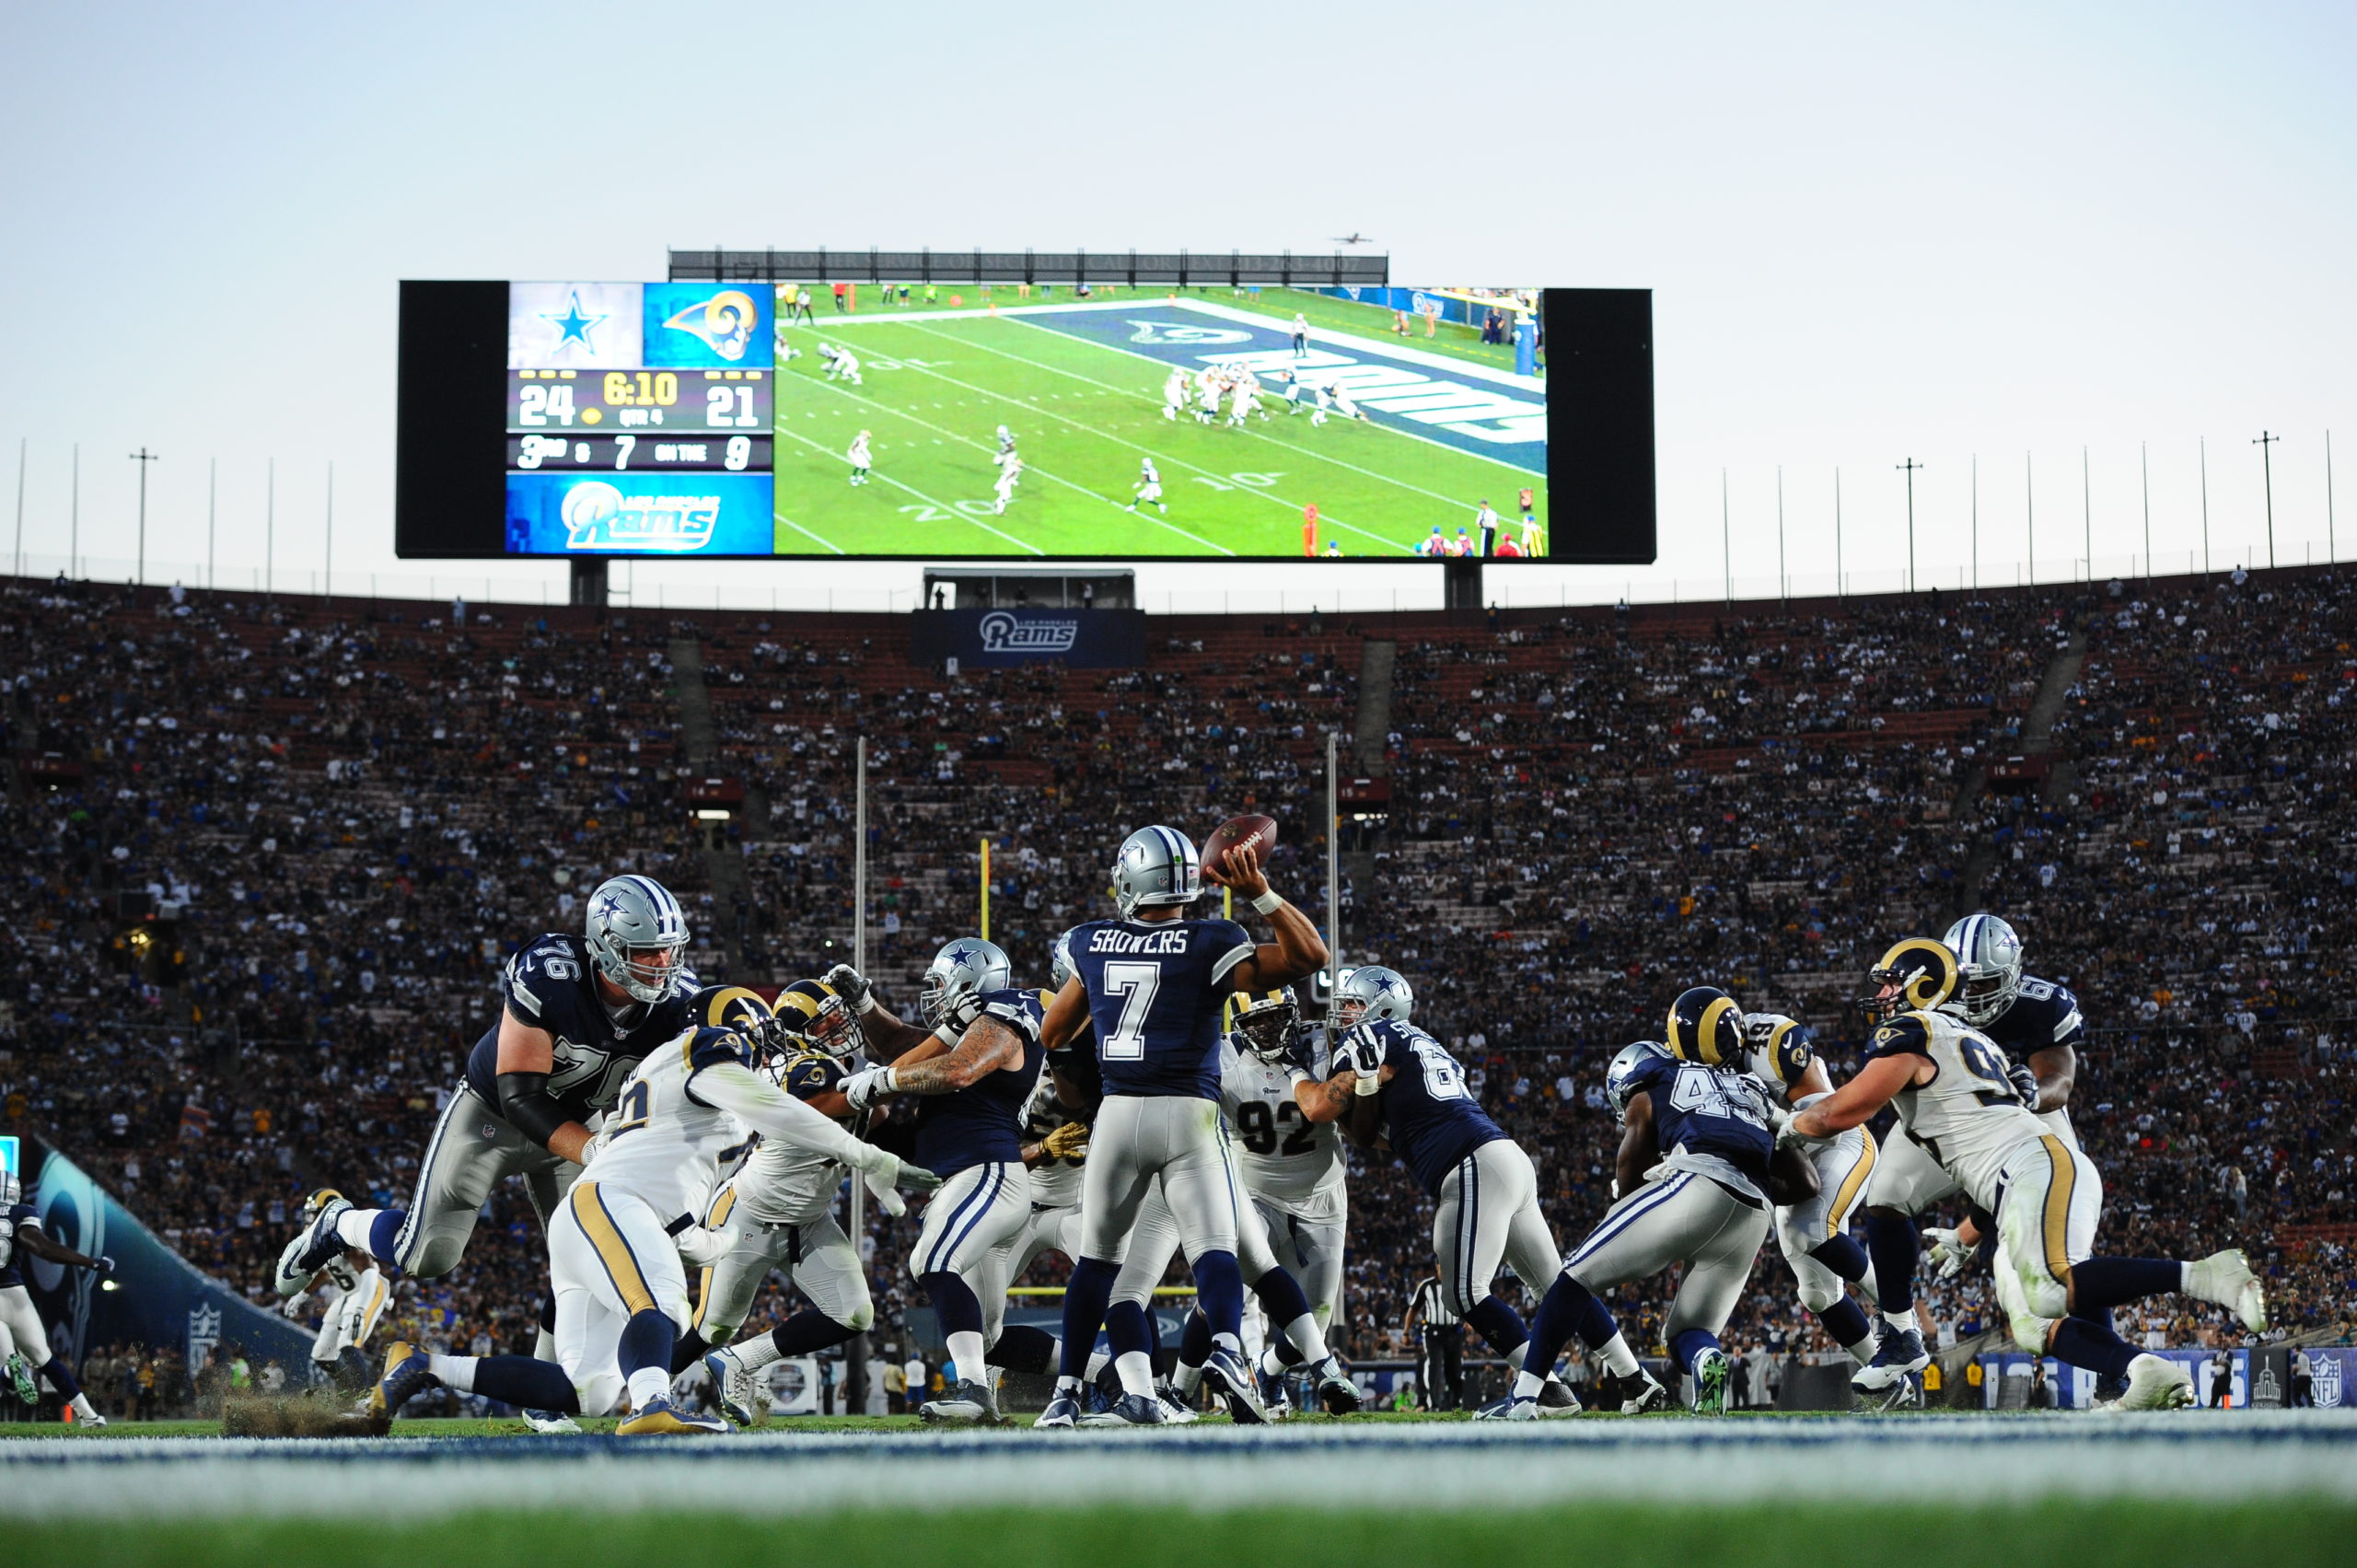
{"left": 1869, "top": 1007, "right": 2050, "bottom": 1209}
{"left": 1219, "top": 1037, "right": 1343, "bottom": 1218}
{"left": 1067, "top": 917, "right": 1256, "bottom": 1100}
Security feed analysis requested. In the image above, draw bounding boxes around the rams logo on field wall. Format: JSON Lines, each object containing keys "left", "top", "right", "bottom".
{"left": 1127, "top": 319, "right": 1253, "bottom": 346}
{"left": 979, "top": 612, "right": 1078, "bottom": 654}
{"left": 560, "top": 481, "right": 719, "bottom": 552}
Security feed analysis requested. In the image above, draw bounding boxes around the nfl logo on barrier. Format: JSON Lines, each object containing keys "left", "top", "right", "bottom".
{"left": 2315, "top": 1354, "right": 2342, "bottom": 1409}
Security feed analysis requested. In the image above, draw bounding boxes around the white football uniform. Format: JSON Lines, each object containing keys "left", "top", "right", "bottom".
{"left": 551, "top": 1023, "right": 896, "bottom": 1414}
{"left": 1866, "top": 1007, "right": 2103, "bottom": 1350}
{"left": 1747, "top": 1017, "right": 1875, "bottom": 1316}
{"left": 294, "top": 1255, "right": 390, "bottom": 1367}
{"left": 1224, "top": 1038, "right": 1346, "bottom": 1329}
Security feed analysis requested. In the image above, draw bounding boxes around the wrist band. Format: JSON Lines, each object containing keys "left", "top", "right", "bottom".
{"left": 883, "top": 1066, "right": 901, "bottom": 1092}
{"left": 856, "top": 993, "right": 880, "bottom": 1014}
{"left": 1250, "top": 889, "right": 1283, "bottom": 914}
{"left": 1353, "top": 1069, "right": 1383, "bottom": 1097}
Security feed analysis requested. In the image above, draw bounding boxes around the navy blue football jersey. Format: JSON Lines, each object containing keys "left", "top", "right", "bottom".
{"left": 1344, "top": 1017, "right": 1505, "bottom": 1195}
{"left": 912, "top": 988, "right": 1047, "bottom": 1177}
{"left": 1069, "top": 917, "right": 1255, "bottom": 1098}
{"left": 464, "top": 932, "right": 699, "bottom": 1123}
{"left": 0, "top": 1201, "right": 38, "bottom": 1288}
{"left": 1624, "top": 1054, "right": 1776, "bottom": 1189}
{"left": 1979, "top": 974, "right": 2086, "bottom": 1065}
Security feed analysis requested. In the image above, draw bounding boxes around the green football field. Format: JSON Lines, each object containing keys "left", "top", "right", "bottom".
{"left": 768, "top": 302, "right": 1546, "bottom": 559}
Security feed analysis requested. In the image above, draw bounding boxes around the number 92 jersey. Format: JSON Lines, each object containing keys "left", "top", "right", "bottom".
{"left": 1219, "top": 1036, "right": 1343, "bottom": 1218}
{"left": 463, "top": 933, "right": 700, "bottom": 1125}
{"left": 1067, "top": 917, "right": 1255, "bottom": 1099}
{"left": 1868, "top": 1007, "right": 2049, "bottom": 1210}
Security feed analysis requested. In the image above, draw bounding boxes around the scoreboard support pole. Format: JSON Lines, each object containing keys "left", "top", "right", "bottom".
{"left": 570, "top": 558, "right": 609, "bottom": 610}
{"left": 1326, "top": 732, "right": 1341, "bottom": 998}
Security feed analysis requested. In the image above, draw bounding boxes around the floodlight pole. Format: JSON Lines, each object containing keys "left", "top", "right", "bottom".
{"left": 129, "top": 448, "right": 159, "bottom": 590}
{"left": 2253, "top": 431, "right": 2280, "bottom": 570}
{"left": 2140, "top": 442, "right": 2151, "bottom": 586}
{"left": 1897, "top": 459, "right": 1922, "bottom": 593}
{"left": 1326, "top": 731, "right": 1341, "bottom": 997}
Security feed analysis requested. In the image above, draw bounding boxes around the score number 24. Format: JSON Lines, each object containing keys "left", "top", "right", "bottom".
{"left": 517, "top": 381, "right": 760, "bottom": 428}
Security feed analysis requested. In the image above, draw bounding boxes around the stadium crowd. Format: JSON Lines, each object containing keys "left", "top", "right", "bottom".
{"left": 1, "top": 563, "right": 2349, "bottom": 1409}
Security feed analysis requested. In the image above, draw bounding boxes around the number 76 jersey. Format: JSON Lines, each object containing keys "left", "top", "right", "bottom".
{"left": 1869, "top": 1007, "right": 2051, "bottom": 1209}
{"left": 1218, "top": 1038, "right": 1343, "bottom": 1218}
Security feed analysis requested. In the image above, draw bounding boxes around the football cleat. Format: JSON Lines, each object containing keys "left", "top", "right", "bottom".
{"left": 1255, "top": 1363, "right": 1294, "bottom": 1422}
{"left": 1867, "top": 1373, "right": 1924, "bottom": 1411}
{"left": 1313, "top": 1358, "right": 1364, "bottom": 1415}
{"left": 1595, "top": 1366, "right": 1669, "bottom": 1414}
{"left": 71, "top": 1406, "right": 107, "bottom": 1429}
{"left": 616, "top": 1395, "right": 727, "bottom": 1435}
{"left": 2118, "top": 1353, "right": 2196, "bottom": 1411}
{"left": 6, "top": 1351, "right": 37, "bottom": 1405}
{"left": 1078, "top": 1391, "right": 1168, "bottom": 1427}
{"left": 2186, "top": 1249, "right": 2267, "bottom": 1332}
{"left": 1536, "top": 1376, "right": 1583, "bottom": 1418}
{"left": 371, "top": 1341, "right": 436, "bottom": 1420}
{"left": 1154, "top": 1379, "right": 1199, "bottom": 1423}
{"left": 1690, "top": 1348, "right": 1732, "bottom": 1415}
{"left": 1473, "top": 1393, "right": 1539, "bottom": 1421}
{"left": 704, "top": 1346, "right": 768, "bottom": 1429}
{"left": 919, "top": 1379, "right": 1003, "bottom": 1426}
{"left": 273, "top": 1191, "right": 353, "bottom": 1297}
{"left": 1202, "top": 1347, "right": 1271, "bottom": 1425}
{"left": 1852, "top": 1326, "right": 1930, "bottom": 1391}
{"left": 520, "top": 1408, "right": 584, "bottom": 1434}
{"left": 1034, "top": 1390, "right": 1083, "bottom": 1429}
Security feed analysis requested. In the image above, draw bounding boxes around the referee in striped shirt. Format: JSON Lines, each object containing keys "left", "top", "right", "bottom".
{"left": 1407, "top": 1273, "right": 1465, "bottom": 1411}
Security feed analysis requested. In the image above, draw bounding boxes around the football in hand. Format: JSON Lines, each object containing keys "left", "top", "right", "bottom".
{"left": 1201, "top": 814, "right": 1279, "bottom": 885}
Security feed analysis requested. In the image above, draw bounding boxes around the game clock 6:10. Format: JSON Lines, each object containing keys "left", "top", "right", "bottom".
{"left": 506, "top": 368, "right": 770, "bottom": 432}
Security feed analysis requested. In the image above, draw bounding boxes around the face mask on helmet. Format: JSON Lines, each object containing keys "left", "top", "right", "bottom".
{"left": 1328, "top": 966, "right": 1412, "bottom": 1033}
{"left": 921, "top": 939, "right": 1011, "bottom": 1034}
{"left": 779, "top": 981, "right": 865, "bottom": 1061}
{"left": 1943, "top": 914, "right": 2025, "bottom": 1027}
{"left": 585, "top": 876, "right": 691, "bottom": 1005}
{"left": 1860, "top": 939, "right": 1960, "bottom": 1024}
{"left": 1231, "top": 992, "right": 1300, "bottom": 1061}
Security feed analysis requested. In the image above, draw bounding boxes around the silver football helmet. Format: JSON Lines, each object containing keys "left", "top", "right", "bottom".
{"left": 1943, "top": 913, "right": 2025, "bottom": 1027}
{"left": 1109, "top": 826, "right": 1202, "bottom": 919}
{"left": 1606, "top": 1040, "right": 1673, "bottom": 1126}
{"left": 1329, "top": 965, "right": 1413, "bottom": 1032}
{"left": 584, "top": 875, "right": 691, "bottom": 1005}
{"left": 922, "top": 937, "right": 1012, "bottom": 1034}
{"left": 1051, "top": 928, "right": 1079, "bottom": 991}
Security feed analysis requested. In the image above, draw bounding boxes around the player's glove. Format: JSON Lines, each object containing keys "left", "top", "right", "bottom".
{"left": 677, "top": 1223, "right": 739, "bottom": 1268}
{"left": 1041, "top": 1122, "right": 1090, "bottom": 1162}
{"left": 93, "top": 1255, "right": 115, "bottom": 1278}
{"left": 842, "top": 1065, "right": 895, "bottom": 1111}
{"left": 2005, "top": 1062, "right": 2042, "bottom": 1110}
{"left": 282, "top": 1291, "right": 312, "bottom": 1319}
{"left": 822, "top": 963, "right": 875, "bottom": 1015}
{"left": 1922, "top": 1225, "right": 1974, "bottom": 1281}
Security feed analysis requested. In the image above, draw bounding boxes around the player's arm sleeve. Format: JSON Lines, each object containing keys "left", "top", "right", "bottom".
{"left": 2050, "top": 991, "right": 2086, "bottom": 1050}
{"left": 1208, "top": 920, "right": 1255, "bottom": 985}
{"left": 496, "top": 1070, "right": 573, "bottom": 1150}
{"left": 693, "top": 1061, "right": 890, "bottom": 1173}
{"left": 1863, "top": 1014, "right": 1933, "bottom": 1062}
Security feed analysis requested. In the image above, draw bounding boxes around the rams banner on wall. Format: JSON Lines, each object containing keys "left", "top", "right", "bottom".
{"left": 909, "top": 608, "right": 1147, "bottom": 668}
{"left": 17, "top": 1139, "right": 312, "bottom": 1383}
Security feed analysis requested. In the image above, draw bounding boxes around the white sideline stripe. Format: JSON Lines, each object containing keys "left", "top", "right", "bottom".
{"left": 771, "top": 420, "right": 1042, "bottom": 556}
{"left": 6, "top": 1415, "right": 2354, "bottom": 1517}
{"left": 786, "top": 298, "right": 1147, "bottom": 329}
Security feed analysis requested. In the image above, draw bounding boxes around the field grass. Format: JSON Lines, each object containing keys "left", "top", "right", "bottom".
{"left": 8, "top": 1500, "right": 2354, "bottom": 1568}
{"left": 770, "top": 299, "right": 1542, "bottom": 559}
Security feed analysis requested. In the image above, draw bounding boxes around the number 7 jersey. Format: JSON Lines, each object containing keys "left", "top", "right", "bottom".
{"left": 1867, "top": 1007, "right": 2049, "bottom": 1209}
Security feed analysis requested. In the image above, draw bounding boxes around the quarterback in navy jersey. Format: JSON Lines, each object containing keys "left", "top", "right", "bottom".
{"left": 843, "top": 938, "right": 1049, "bottom": 1424}
{"left": 275, "top": 876, "right": 697, "bottom": 1307}
{"left": 1031, "top": 825, "right": 1328, "bottom": 1428}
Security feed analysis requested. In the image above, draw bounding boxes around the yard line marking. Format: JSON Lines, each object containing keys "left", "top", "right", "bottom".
{"left": 771, "top": 419, "right": 1042, "bottom": 556}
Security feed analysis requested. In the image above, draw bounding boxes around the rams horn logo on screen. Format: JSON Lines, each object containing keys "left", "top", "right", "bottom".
{"left": 1127, "top": 319, "right": 1253, "bottom": 346}
{"left": 663, "top": 290, "right": 760, "bottom": 361}
{"left": 560, "top": 480, "right": 721, "bottom": 552}
{"left": 978, "top": 611, "right": 1078, "bottom": 654}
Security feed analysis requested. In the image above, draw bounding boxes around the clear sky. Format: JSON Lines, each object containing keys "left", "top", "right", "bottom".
{"left": 5, "top": 1, "right": 2351, "bottom": 612}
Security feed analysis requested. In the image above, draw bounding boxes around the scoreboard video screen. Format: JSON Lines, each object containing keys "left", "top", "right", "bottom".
{"left": 395, "top": 276, "right": 1655, "bottom": 563}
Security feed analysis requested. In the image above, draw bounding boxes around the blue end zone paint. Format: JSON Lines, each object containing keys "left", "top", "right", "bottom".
{"left": 1015, "top": 308, "right": 1546, "bottom": 474}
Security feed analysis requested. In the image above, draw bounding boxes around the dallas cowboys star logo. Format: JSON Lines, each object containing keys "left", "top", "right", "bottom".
{"left": 594, "top": 891, "right": 626, "bottom": 921}
{"left": 943, "top": 943, "right": 978, "bottom": 966}
{"left": 541, "top": 290, "right": 607, "bottom": 355}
